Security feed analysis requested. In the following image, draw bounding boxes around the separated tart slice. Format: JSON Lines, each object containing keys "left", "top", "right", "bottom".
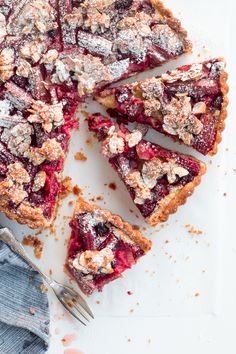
{"left": 96, "top": 58, "right": 228, "bottom": 155}
{"left": 87, "top": 114, "right": 206, "bottom": 225}
{"left": 66, "top": 198, "right": 152, "bottom": 296}
{"left": 0, "top": 82, "right": 78, "bottom": 229}
{"left": 50, "top": 0, "right": 192, "bottom": 99}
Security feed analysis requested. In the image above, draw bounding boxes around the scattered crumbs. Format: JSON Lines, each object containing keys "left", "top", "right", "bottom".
{"left": 96, "top": 195, "right": 103, "bottom": 201}
{"left": 129, "top": 209, "right": 134, "bottom": 213}
{"left": 208, "top": 160, "right": 213, "bottom": 165}
{"left": 129, "top": 309, "right": 134, "bottom": 313}
{"left": 68, "top": 200, "right": 74, "bottom": 207}
{"left": 132, "top": 225, "right": 140, "bottom": 230}
{"left": 127, "top": 291, "right": 133, "bottom": 296}
{"left": 49, "top": 269, "right": 53, "bottom": 276}
{"left": 74, "top": 151, "right": 87, "bottom": 161}
{"left": 80, "top": 110, "right": 89, "bottom": 118}
{"left": 127, "top": 338, "right": 132, "bottom": 343}
{"left": 225, "top": 147, "right": 229, "bottom": 152}
{"left": 23, "top": 235, "right": 43, "bottom": 259}
{"left": 96, "top": 300, "right": 100, "bottom": 305}
{"left": 54, "top": 236, "right": 59, "bottom": 241}
{"left": 165, "top": 240, "right": 169, "bottom": 244}
{"left": 73, "top": 185, "right": 82, "bottom": 196}
{"left": 108, "top": 182, "right": 117, "bottom": 190}
{"left": 39, "top": 283, "right": 48, "bottom": 293}
{"left": 223, "top": 192, "right": 227, "bottom": 197}
{"left": 85, "top": 138, "right": 93, "bottom": 147}
{"left": 185, "top": 224, "right": 203, "bottom": 236}
{"left": 194, "top": 292, "right": 200, "bottom": 297}
{"left": 62, "top": 334, "right": 78, "bottom": 347}
{"left": 50, "top": 224, "right": 56, "bottom": 236}
{"left": 202, "top": 269, "right": 206, "bottom": 273}
{"left": 29, "top": 307, "right": 36, "bottom": 315}
{"left": 60, "top": 176, "right": 73, "bottom": 198}
{"left": 64, "top": 349, "right": 84, "bottom": 354}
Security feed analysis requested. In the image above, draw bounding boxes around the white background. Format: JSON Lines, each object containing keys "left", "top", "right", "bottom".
{"left": 1, "top": 0, "right": 236, "bottom": 353}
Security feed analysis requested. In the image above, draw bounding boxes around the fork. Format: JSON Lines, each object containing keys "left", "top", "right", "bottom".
{"left": 0, "top": 227, "right": 94, "bottom": 326}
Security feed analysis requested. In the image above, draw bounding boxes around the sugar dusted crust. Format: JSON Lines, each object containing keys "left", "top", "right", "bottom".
{"left": 151, "top": 0, "right": 192, "bottom": 54}
{"left": 146, "top": 161, "right": 206, "bottom": 226}
{"left": 209, "top": 68, "right": 229, "bottom": 155}
{"left": 75, "top": 197, "right": 152, "bottom": 253}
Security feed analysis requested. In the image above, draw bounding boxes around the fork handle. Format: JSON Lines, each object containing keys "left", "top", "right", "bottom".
{"left": 0, "top": 227, "right": 52, "bottom": 285}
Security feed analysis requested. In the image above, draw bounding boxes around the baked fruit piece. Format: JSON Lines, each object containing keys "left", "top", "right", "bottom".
{"left": 87, "top": 114, "right": 206, "bottom": 225}
{"left": 96, "top": 58, "right": 228, "bottom": 155}
{"left": 51, "top": 0, "right": 192, "bottom": 99}
{"left": 66, "top": 198, "right": 152, "bottom": 296}
{"left": 0, "top": 82, "right": 78, "bottom": 228}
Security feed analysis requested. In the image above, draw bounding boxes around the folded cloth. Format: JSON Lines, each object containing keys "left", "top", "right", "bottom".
{"left": 0, "top": 241, "right": 50, "bottom": 354}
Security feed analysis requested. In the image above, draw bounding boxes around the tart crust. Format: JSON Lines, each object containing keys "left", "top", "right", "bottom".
{"left": 74, "top": 197, "right": 152, "bottom": 253}
{"left": 146, "top": 161, "right": 206, "bottom": 225}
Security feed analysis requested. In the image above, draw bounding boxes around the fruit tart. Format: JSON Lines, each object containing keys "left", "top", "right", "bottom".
{"left": 66, "top": 198, "right": 152, "bottom": 296}
{"left": 87, "top": 114, "right": 206, "bottom": 225}
{"left": 50, "top": 0, "right": 192, "bottom": 99}
{"left": 96, "top": 58, "right": 228, "bottom": 155}
{"left": 0, "top": 82, "right": 77, "bottom": 228}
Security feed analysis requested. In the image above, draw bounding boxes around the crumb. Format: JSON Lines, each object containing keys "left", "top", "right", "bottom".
{"left": 223, "top": 192, "right": 227, "bottom": 197}
{"left": 80, "top": 110, "right": 89, "bottom": 118}
{"left": 73, "top": 185, "right": 82, "bottom": 196}
{"left": 74, "top": 152, "right": 87, "bottom": 161}
{"left": 108, "top": 182, "right": 117, "bottom": 191}
{"left": 96, "top": 195, "right": 103, "bottom": 201}
{"left": 50, "top": 224, "right": 56, "bottom": 236}
{"left": 86, "top": 138, "right": 93, "bottom": 147}
{"left": 68, "top": 200, "right": 74, "bottom": 206}
{"left": 60, "top": 176, "right": 73, "bottom": 199}
{"left": 29, "top": 307, "right": 36, "bottom": 315}
{"left": 127, "top": 338, "right": 131, "bottom": 342}
{"left": 39, "top": 284, "right": 48, "bottom": 293}
{"left": 22, "top": 235, "right": 43, "bottom": 259}
{"left": 54, "top": 236, "right": 59, "bottom": 241}
{"left": 185, "top": 224, "right": 203, "bottom": 236}
{"left": 136, "top": 302, "right": 140, "bottom": 306}
{"left": 129, "top": 209, "right": 134, "bottom": 213}
{"left": 129, "top": 309, "right": 134, "bottom": 313}
{"left": 194, "top": 292, "right": 200, "bottom": 297}
{"left": 165, "top": 240, "right": 169, "bottom": 244}
{"left": 49, "top": 269, "right": 52, "bottom": 276}
{"left": 96, "top": 300, "right": 100, "bottom": 305}
{"left": 132, "top": 225, "right": 140, "bottom": 230}
{"left": 127, "top": 291, "right": 133, "bottom": 296}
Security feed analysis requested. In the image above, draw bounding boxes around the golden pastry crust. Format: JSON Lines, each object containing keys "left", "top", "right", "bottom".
{"left": 208, "top": 69, "right": 229, "bottom": 155}
{"left": 146, "top": 161, "right": 206, "bottom": 226}
{"left": 75, "top": 197, "right": 152, "bottom": 253}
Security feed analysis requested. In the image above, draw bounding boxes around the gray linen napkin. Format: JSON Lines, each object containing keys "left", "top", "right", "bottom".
{"left": 0, "top": 241, "right": 50, "bottom": 354}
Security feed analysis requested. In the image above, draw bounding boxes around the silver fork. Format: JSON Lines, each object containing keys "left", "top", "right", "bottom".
{"left": 0, "top": 227, "right": 94, "bottom": 326}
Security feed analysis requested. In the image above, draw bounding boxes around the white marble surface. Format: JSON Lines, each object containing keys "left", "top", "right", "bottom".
{"left": 1, "top": 0, "right": 235, "bottom": 353}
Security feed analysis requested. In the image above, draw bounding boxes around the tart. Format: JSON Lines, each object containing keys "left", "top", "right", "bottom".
{"left": 66, "top": 197, "right": 152, "bottom": 296}
{"left": 96, "top": 58, "right": 228, "bottom": 155}
{"left": 0, "top": 82, "right": 77, "bottom": 228}
{"left": 87, "top": 114, "right": 206, "bottom": 225}
{"left": 51, "top": 0, "right": 192, "bottom": 98}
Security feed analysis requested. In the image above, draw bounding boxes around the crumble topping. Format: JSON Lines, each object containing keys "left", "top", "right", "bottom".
{"left": 125, "top": 130, "right": 142, "bottom": 148}
{"left": 16, "top": 59, "right": 32, "bottom": 78}
{"left": 126, "top": 171, "right": 151, "bottom": 204}
{"left": 0, "top": 47, "right": 15, "bottom": 82}
{"left": 83, "top": 8, "right": 111, "bottom": 34}
{"left": 29, "top": 138, "right": 64, "bottom": 166}
{"left": 72, "top": 248, "right": 114, "bottom": 274}
{"left": 192, "top": 102, "right": 206, "bottom": 114}
{"left": 28, "top": 101, "right": 64, "bottom": 132}
{"left": 142, "top": 158, "right": 189, "bottom": 187}
{"left": 64, "top": 7, "right": 83, "bottom": 28}
{"left": 108, "top": 133, "right": 125, "bottom": 154}
{"left": 151, "top": 24, "right": 185, "bottom": 55}
{"left": 117, "top": 12, "right": 152, "bottom": 37}
{"left": 140, "top": 78, "right": 164, "bottom": 100}
{"left": 0, "top": 12, "right": 7, "bottom": 43}
{"left": 0, "top": 163, "right": 30, "bottom": 205}
{"left": 163, "top": 96, "right": 203, "bottom": 145}
{"left": 20, "top": 36, "right": 47, "bottom": 63}
{"left": 41, "top": 49, "right": 59, "bottom": 64}
{"left": 144, "top": 100, "right": 161, "bottom": 117}
{"left": 1, "top": 122, "right": 33, "bottom": 157}
{"left": 162, "top": 64, "right": 204, "bottom": 83}
{"left": 11, "top": 0, "right": 57, "bottom": 35}
{"left": 32, "top": 171, "right": 47, "bottom": 192}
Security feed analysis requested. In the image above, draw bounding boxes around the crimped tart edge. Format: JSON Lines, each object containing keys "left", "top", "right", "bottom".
{"left": 74, "top": 197, "right": 152, "bottom": 253}
{"left": 145, "top": 161, "right": 206, "bottom": 226}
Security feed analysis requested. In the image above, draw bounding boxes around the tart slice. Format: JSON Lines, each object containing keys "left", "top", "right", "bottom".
{"left": 50, "top": 0, "right": 192, "bottom": 99}
{"left": 96, "top": 58, "right": 228, "bottom": 155}
{"left": 0, "top": 82, "right": 78, "bottom": 228}
{"left": 87, "top": 114, "right": 206, "bottom": 225}
{"left": 66, "top": 198, "right": 152, "bottom": 296}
